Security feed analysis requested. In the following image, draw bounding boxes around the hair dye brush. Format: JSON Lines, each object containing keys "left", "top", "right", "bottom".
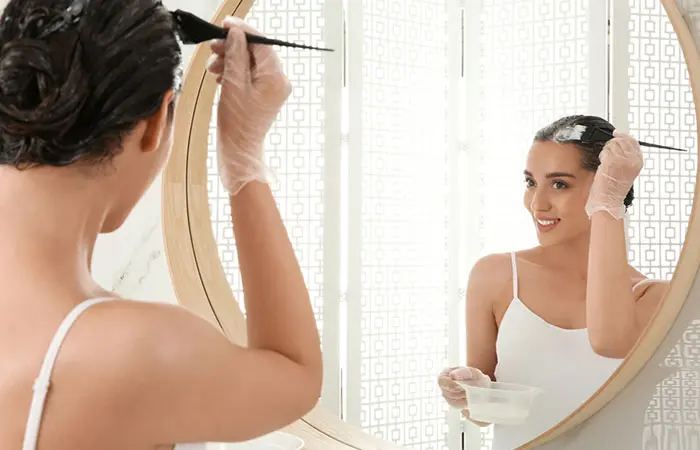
{"left": 171, "top": 9, "right": 334, "bottom": 52}
{"left": 16, "top": 0, "right": 334, "bottom": 52}
{"left": 554, "top": 124, "right": 688, "bottom": 152}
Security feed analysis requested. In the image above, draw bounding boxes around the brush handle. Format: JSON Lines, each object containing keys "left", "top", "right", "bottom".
{"left": 207, "top": 20, "right": 332, "bottom": 51}
{"left": 244, "top": 32, "right": 333, "bottom": 52}
{"left": 600, "top": 128, "right": 686, "bottom": 152}
{"left": 639, "top": 141, "right": 687, "bottom": 152}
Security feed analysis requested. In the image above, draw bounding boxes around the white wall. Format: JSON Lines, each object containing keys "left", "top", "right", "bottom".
{"left": 91, "top": 0, "right": 224, "bottom": 303}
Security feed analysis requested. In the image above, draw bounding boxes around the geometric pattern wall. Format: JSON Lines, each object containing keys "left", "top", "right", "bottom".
{"left": 644, "top": 319, "right": 700, "bottom": 450}
{"left": 476, "top": 0, "right": 591, "bottom": 258}
{"left": 207, "top": 1, "right": 457, "bottom": 448}
{"left": 629, "top": 3, "right": 700, "bottom": 449}
{"left": 206, "top": 0, "right": 329, "bottom": 329}
{"left": 345, "top": 1, "right": 455, "bottom": 448}
{"left": 626, "top": 0, "right": 698, "bottom": 280}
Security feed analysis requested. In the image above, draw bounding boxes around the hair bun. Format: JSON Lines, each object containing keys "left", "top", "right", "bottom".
{"left": 0, "top": 31, "right": 87, "bottom": 142}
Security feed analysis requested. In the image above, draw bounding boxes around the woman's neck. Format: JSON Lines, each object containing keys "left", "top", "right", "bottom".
{"left": 541, "top": 231, "right": 592, "bottom": 279}
{"left": 0, "top": 166, "right": 112, "bottom": 304}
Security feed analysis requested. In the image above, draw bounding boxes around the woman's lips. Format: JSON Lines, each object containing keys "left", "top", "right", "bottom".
{"left": 535, "top": 218, "right": 560, "bottom": 233}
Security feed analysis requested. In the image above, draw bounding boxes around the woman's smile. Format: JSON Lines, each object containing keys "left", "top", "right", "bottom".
{"left": 535, "top": 217, "right": 561, "bottom": 233}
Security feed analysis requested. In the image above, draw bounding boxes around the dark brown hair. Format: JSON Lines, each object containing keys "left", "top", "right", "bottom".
{"left": 534, "top": 114, "right": 634, "bottom": 209}
{"left": 0, "top": 0, "right": 181, "bottom": 168}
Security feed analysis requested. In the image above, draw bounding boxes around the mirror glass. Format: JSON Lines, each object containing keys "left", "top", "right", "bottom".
{"left": 203, "top": 0, "right": 697, "bottom": 449}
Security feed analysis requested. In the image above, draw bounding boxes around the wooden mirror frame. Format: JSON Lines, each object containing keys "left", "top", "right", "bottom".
{"left": 162, "top": 0, "right": 700, "bottom": 447}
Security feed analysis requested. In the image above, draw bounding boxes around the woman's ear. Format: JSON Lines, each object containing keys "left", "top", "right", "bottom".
{"left": 140, "top": 90, "right": 176, "bottom": 153}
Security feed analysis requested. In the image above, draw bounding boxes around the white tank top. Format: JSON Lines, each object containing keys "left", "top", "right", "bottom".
{"left": 21, "top": 297, "right": 206, "bottom": 450}
{"left": 490, "top": 253, "right": 627, "bottom": 450}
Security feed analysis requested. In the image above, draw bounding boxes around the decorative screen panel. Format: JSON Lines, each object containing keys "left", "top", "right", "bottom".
{"left": 206, "top": 3, "right": 330, "bottom": 347}
{"left": 627, "top": 2, "right": 700, "bottom": 449}
{"left": 643, "top": 319, "right": 700, "bottom": 450}
{"left": 476, "top": 0, "right": 591, "bottom": 257}
{"left": 345, "top": 1, "right": 455, "bottom": 448}
{"left": 626, "top": 0, "right": 698, "bottom": 281}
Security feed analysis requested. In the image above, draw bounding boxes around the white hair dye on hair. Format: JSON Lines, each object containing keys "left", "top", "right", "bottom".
{"left": 553, "top": 124, "right": 587, "bottom": 142}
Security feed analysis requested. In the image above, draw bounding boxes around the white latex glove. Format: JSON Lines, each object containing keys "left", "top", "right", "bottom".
{"left": 206, "top": 17, "right": 291, "bottom": 195}
{"left": 437, "top": 366, "right": 491, "bottom": 410}
{"left": 585, "top": 130, "right": 643, "bottom": 219}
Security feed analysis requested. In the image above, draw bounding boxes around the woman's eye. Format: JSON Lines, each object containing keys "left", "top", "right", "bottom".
{"left": 552, "top": 180, "right": 568, "bottom": 189}
{"left": 525, "top": 178, "right": 535, "bottom": 187}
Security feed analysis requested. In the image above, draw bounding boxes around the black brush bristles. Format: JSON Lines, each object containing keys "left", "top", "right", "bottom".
{"left": 560, "top": 126, "right": 687, "bottom": 152}
{"left": 171, "top": 9, "right": 333, "bottom": 51}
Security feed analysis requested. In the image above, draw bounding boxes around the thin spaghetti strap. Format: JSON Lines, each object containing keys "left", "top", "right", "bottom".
{"left": 632, "top": 278, "right": 660, "bottom": 292}
{"left": 22, "top": 297, "right": 116, "bottom": 450}
{"left": 510, "top": 252, "right": 518, "bottom": 299}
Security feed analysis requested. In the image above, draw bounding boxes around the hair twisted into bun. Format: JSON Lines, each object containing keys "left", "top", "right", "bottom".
{"left": 0, "top": 0, "right": 181, "bottom": 168}
{"left": 534, "top": 115, "right": 635, "bottom": 210}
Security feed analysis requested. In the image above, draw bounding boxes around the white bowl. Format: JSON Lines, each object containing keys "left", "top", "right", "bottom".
{"left": 456, "top": 380, "right": 542, "bottom": 425}
{"left": 209, "top": 431, "right": 304, "bottom": 449}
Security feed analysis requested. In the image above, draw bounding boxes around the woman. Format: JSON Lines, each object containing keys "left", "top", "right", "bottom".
{"left": 438, "top": 115, "right": 668, "bottom": 449}
{"left": 0, "top": 1, "right": 321, "bottom": 449}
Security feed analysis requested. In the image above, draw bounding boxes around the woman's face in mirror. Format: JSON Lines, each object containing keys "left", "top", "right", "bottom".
{"left": 523, "top": 140, "right": 596, "bottom": 246}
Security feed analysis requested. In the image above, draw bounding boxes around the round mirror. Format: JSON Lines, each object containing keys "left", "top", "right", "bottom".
{"left": 163, "top": 0, "right": 700, "bottom": 448}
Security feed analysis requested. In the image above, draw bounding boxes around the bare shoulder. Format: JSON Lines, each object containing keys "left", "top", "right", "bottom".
{"left": 45, "top": 299, "right": 217, "bottom": 446}
{"left": 54, "top": 299, "right": 250, "bottom": 445}
{"left": 69, "top": 296, "right": 241, "bottom": 387}
{"left": 65, "top": 299, "right": 217, "bottom": 365}
{"left": 467, "top": 252, "right": 516, "bottom": 303}
{"left": 469, "top": 253, "right": 512, "bottom": 283}
{"left": 629, "top": 276, "right": 670, "bottom": 330}
{"left": 57, "top": 298, "right": 320, "bottom": 446}
{"left": 634, "top": 278, "right": 670, "bottom": 305}
{"left": 58, "top": 298, "right": 222, "bottom": 401}
{"left": 628, "top": 265, "right": 670, "bottom": 301}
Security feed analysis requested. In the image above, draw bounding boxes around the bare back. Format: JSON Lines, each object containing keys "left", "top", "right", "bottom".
{"left": 0, "top": 295, "right": 154, "bottom": 449}
{"left": 0, "top": 294, "right": 319, "bottom": 449}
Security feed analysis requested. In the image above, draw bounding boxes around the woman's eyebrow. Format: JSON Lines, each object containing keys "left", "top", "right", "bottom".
{"left": 523, "top": 170, "right": 576, "bottom": 178}
{"left": 545, "top": 171, "right": 576, "bottom": 178}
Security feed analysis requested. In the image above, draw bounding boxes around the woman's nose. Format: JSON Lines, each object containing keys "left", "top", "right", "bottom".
{"left": 530, "top": 188, "right": 552, "bottom": 211}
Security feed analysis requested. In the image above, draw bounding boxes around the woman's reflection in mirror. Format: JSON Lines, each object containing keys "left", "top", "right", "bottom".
{"left": 438, "top": 115, "right": 669, "bottom": 450}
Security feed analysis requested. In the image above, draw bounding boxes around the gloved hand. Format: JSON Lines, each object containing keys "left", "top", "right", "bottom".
{"left": 437, "top": 366, "right": 491, "bottom": 409}
{"left": 206, "top": 17, "right": 291, "bottom": 195}
{"left": 585, "top": 130, "right": 643, "bottom": 220}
